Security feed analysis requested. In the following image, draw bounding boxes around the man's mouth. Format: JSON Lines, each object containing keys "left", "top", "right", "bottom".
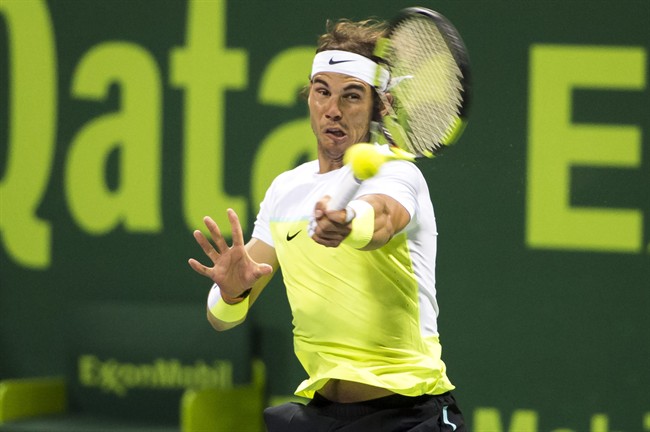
{"left": 325, "top": 127, "right": 347, "bottom": 140}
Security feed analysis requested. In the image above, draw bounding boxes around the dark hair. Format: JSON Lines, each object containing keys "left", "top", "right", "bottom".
{"left": 316, "top": 19, "right": 388, "bottom": 61}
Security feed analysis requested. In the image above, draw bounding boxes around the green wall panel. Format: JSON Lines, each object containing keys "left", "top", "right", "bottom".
{"left": 1, "top": 1, "right": 648, "bottom": 430}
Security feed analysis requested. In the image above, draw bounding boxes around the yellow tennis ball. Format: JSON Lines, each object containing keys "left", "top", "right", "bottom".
{"left": 344, "top": 143, "right": 386, "bottom": 180}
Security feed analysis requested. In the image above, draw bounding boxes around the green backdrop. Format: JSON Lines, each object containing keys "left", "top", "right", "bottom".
{"left": 1, "top": 0, "right": 648, "bottom": 431}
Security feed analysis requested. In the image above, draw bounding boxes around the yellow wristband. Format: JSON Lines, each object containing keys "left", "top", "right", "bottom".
{"left": 342, "top": 200, "right": 375, "bottom": 249}
{"left": 207, "top": 284, "right": 249, "bottom": 322}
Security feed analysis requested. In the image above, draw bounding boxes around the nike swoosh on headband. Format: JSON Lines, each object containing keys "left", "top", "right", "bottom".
{"left": 328, "top": 57, "right": 354, "bottom": 65}
{"left": 312, "top": 50, "right": 390, "bottom": 92}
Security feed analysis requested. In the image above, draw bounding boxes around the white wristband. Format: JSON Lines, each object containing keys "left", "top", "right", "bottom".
{"left": 207, "top": 284, "right": 249, "bottom": 322}
{"left": 342, "top": 200, "right": 375, "bottom": 249}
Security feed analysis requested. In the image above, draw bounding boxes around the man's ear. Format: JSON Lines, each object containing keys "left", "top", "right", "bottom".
{"left": 300, "top": 83, "right": 311, "bottom": 101}
{"left": 379, "top": 92, "right": 394, "bottom": 117}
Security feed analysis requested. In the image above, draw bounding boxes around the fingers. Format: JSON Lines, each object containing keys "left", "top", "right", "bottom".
{"left": 203, "top": 216, "right": 229, "bottom": 253}
{"left": 227, "top": 208, "right": 245, "bottom": 247}
{"left": 192, "top": 229, "right": 220, "bottom": 262}
{"left": 313, "top": 235, "right": 344, "bottom": 248}
{"left": 189, "top": 209, "right": 247, "bottom": 272}
{"left": 190, "top": 211, "right": 236, "bottom": 269}
{"left": 253, "top": 263, "right": 274, "bottom": 279}
{"left": 310, "top": 203, "right": 351, "bottom": 247}
{"left": 325, "top": 208, "right": 349, "bottom": 225}
{"left": 188, "top": 257, "right": 211, "bottom": 277}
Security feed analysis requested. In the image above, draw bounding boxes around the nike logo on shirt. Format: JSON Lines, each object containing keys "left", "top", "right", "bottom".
{"left": 286, "top": 230, "right": 301, "bottom": 241}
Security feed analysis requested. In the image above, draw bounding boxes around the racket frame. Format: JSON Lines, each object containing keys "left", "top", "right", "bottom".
{"left": 372, "top": 6, "right": 471, "bottom": 158}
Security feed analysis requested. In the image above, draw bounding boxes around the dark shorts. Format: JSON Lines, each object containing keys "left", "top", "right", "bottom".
{"left": 264, "top": 391, "right": 466, "bottom": 432}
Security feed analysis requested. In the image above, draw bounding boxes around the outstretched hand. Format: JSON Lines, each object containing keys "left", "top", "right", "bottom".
{"left": 188, "top": 209, "right": 273, "bottom": 301}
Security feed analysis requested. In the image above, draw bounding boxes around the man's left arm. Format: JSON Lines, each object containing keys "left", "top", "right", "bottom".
{"left": 311, "top": 193, "right": 410, "bottom": 250}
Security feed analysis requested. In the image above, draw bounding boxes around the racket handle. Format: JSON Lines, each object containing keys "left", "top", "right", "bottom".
{"left": 328, "top": 167, "right": 361, "bottom": 211}
{"left": 309, "top": 168, "right": 361, "bottom": 238}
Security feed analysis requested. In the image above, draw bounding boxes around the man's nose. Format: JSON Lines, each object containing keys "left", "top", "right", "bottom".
{"left": 324, "top": 97, "right": 342, "bottom": 120}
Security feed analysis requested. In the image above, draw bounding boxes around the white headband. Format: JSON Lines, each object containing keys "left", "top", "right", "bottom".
{"left": 310, "top": 50, "right": 390, "bottom": 92}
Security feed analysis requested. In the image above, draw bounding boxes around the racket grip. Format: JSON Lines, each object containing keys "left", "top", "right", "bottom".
{"left": 328, "top": 167, "right": 361, "bottom": 211}
{"left": 308, "top": 167, "right": 361, "bottom": 238}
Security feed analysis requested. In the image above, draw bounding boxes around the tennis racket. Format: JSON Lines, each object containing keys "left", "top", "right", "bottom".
{"left": 328, "top": 6, "right": 471, "bottom": 212}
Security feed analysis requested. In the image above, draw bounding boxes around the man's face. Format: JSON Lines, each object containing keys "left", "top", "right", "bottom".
{"left": 308, "top": 72, "right": 374, "bottom": 162}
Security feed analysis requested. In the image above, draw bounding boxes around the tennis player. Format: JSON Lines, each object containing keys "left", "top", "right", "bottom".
{"left": 188, "top": 18, "right": 466, "bottom": 432}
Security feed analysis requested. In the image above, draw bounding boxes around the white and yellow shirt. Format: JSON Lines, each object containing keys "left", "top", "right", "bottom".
{"left": 252, "top": 157, "right": 454, "bottom": 399}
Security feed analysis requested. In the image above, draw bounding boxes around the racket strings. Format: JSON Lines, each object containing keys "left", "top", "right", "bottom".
{"left": 389, "top": 17, "right": 464, "bottom": 156}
